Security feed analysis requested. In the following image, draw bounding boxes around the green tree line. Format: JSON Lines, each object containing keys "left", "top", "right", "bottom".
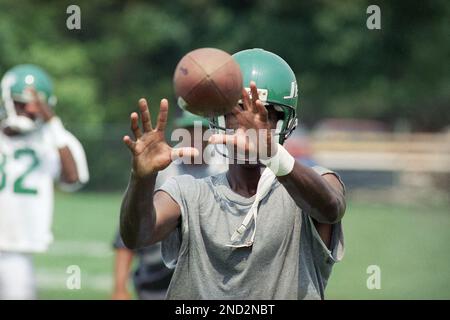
{"left": 1, "top": 0, "right": 449, "bottom": 189}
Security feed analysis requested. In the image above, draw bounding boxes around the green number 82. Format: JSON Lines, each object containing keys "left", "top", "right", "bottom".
{"left": 0, "top": 148, "right": 40, "bottom": 195}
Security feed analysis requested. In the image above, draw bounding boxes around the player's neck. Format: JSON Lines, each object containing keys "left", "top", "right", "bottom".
{"left": 226, "top": 164, "right": 262, "bottom": 198}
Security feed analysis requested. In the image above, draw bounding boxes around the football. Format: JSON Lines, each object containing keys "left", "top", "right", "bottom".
{"left": 173, "top": 48, "right": 243, "bottom": 117}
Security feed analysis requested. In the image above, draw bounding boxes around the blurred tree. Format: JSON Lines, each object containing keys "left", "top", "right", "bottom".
{"left": 0, "top": 0, "right": 449, "bottom": 189}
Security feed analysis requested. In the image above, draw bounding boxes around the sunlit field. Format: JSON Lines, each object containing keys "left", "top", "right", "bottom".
{"left": 34, "top": 192, "right": 450, "bottom": 300}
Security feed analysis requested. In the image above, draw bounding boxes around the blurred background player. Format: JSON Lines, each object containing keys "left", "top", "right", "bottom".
{"left": 0, "top": 64, "right": 89, "bottom": 299}
{"left": 112, "top": 111, "right": 226, "bottom": 300}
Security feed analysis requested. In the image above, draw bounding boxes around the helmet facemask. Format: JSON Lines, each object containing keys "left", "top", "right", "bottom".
{"left": 209, "top": 102, "right": 297, "bottom": 162}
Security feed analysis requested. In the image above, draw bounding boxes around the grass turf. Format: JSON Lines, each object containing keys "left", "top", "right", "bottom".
{"left": 34, "top": 192, "right": 450, "bottom": 299}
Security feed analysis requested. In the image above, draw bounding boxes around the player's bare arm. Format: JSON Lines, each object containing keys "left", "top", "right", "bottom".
{"left": 29, "top": 88, "right": 79, "bottom": 184}
{"left": 210, "top": 82, "right": 346, "bottom": 226}
{"left": 278, "top": 164, "right": 346, "bottom": 224}
{"left": 112, "top": 247, "right": 133, "bottom": 300}
{"left": 120, "top": 98, "right": 197, "bottom": 249}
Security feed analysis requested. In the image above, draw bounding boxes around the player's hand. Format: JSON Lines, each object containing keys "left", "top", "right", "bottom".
{"left": 27, "top": 87, "right": 54, "bottom": 122}
{"left": 123, "top": 98, "right": 199, "bottom": 178}
{"left": 208, "top": 81, "right": 277, "bottom": 161}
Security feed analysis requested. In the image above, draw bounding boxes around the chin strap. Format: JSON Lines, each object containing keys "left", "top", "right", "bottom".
{"left": 226, "top": 167, "right": 276, "bottom": 248}
{"left": 4, "top": 116, "right": 37, "bottom": 133}
{"left": 225, "top": 142, "right": 296, "bottom": 248}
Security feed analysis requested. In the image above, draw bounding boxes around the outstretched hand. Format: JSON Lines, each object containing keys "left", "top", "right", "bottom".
{"left": 27, "top": 87, "right": 54, "bottom": 122}
{"left": 208, "top": 81, "right": 277, "bottom": 161}
{"left": 123, "top": 98, "right": 198, "bottom": 178}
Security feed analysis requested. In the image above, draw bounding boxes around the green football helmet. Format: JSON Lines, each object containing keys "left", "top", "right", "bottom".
{"left": 0, "top": 64, "right": 57, "bottom": 133}
{"left": 210, "top": 48, "right": 298, "bottom": 145}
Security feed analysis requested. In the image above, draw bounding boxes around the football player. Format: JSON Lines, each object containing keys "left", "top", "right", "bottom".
{"left": 120, "top": 49, "right": 346, "bottom": 299}
{"left": 112, "top": 111, "right": 226, "bottom": 300}
{"left": 0, "top": 64, "right": 89, "bottom": 299}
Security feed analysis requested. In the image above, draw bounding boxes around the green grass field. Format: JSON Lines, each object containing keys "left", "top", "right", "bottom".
{"left": 34, "top": 192, "right": 450, "bottom": 300}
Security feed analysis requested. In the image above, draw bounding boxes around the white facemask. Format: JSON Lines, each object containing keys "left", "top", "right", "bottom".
{"left": 3, "top": 115, "right": 37, "bottom": 133}
{"left": 1, "top": 73, "right": 38, "bottom": 134}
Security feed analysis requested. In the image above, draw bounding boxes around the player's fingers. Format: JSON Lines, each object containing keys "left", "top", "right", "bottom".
{"left": 27, "top": 87, "right": 39, "bottom": 102}
{"left": 156, "top": 99, "right": 169, "bottom": 132}
{"left": 241, "top": 88, "right": 251, "bottom": 111}
{"left": 208, "top": 134, "right": 225, "bottom": 145}
{"left": 24, "top": 87, "right": 38, "bottom": 102}
{"left": 250, "top": 81, "right": 260, "bottom": 113}
{"left": 255, "top": 99, "right": 268, "bottom": 122}
{"left": 170, "top": 147, "right": 200, "bottom": 160}
{"left": 208, "top": 133, "right": 240, "bottom": 146}
{"left": 25, "top": 87, "right": 44, "bottom": 111}
{"left": 231, "top": 106, "right": 242, "bottom": 116}
{"left": 234, "top": 112, "right": 249, "bottom": 129}
{"left": 138, "top": 98, "right": 153, "bottom": 132}
{"left": 130, "top": 112, "right": 142, "bottom": 139}
{"left": 123, "top": 135, "right": 136, "bottom": 151}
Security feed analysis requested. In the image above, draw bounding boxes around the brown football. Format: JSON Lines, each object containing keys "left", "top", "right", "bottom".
{"left": 173, "top": 48, "right": 243, "bottom": 117}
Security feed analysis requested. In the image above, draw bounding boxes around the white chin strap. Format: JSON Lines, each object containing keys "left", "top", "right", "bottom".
{"left": 212, "top": 114, "right": 287, "bottom": 248}
{"left": 4, "top": 115, "right": 37, "bottom": 133}
{"left": 226, "top": 167, "right": 276, "bottom": 248}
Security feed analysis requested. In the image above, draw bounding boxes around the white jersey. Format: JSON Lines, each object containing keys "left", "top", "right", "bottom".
{"left": 0, "top": 128, "right": 88, "bottom": 253}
